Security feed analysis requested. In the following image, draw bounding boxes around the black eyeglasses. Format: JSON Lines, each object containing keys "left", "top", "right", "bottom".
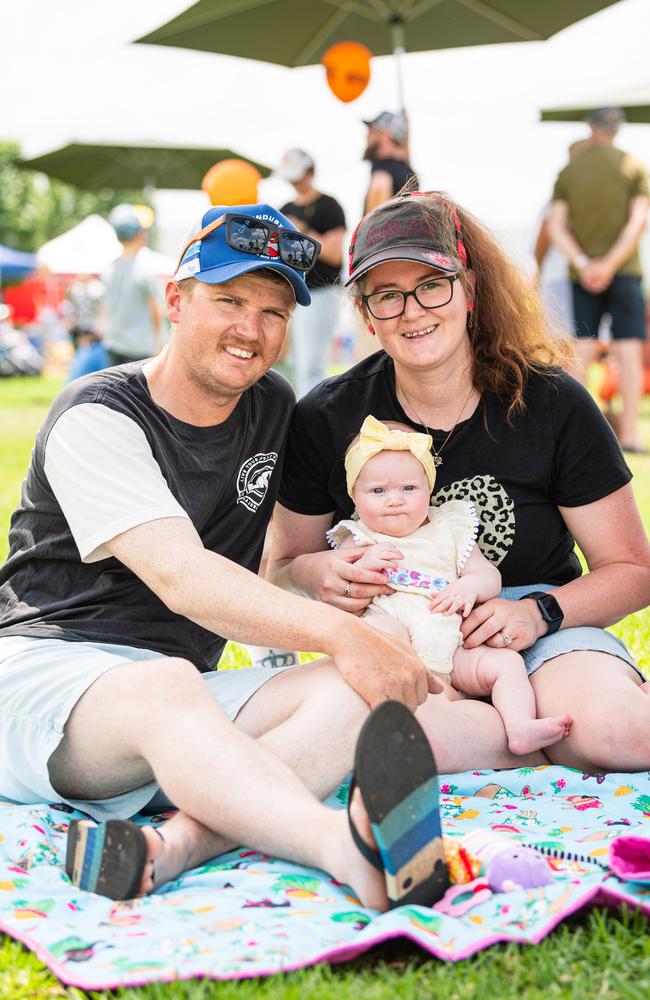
{"left": 361, "top": 274, "right": 459, "bottom": 320}
{"left": 175, "top": 213, "right": 321, "bottom": 274}
{"left": 227, "top": 215, "right": 320, "bottom": 272}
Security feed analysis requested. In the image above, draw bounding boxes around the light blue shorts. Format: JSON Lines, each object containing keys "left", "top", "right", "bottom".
{"left": 0, "top": 636, "right": 287, "bottom": 821}
{"left": 501, "top": 585, "right": 644, "bottom": 680}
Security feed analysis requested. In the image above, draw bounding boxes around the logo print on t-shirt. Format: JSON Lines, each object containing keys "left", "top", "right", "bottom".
{"left": 236, "top": 452, "right": 278, "bottom": 512}
{"left": 432, "top": 475, "right": 515, "bottom": 566}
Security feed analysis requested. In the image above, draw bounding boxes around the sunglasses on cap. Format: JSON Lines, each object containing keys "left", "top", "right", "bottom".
{"left": 175, "top": 213, "right": 321, "bottom": 274}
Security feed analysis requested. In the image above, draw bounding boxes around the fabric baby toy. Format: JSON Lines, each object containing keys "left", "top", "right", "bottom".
{"left": 437, "top": 829, "right": 554, "bottom": 916}
{"left": 446, "top": 828, "right": 553, "bottom": 891}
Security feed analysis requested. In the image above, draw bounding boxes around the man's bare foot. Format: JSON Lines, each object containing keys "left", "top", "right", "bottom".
{"left": 507, "top": 714, "right": 573, "bottom": 756}
{"left": 325, "top": 788, "right": 388, "bottom": 912}
{"left": 138, "top": 812, "right": 232, "bottom": 895}
{"left": 138, "top": 826, "right": 166, "bottom": 895}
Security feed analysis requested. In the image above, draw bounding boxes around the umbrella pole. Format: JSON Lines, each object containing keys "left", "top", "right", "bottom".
{"left": 390, "top": 17, "right": 406, "bottom": 112}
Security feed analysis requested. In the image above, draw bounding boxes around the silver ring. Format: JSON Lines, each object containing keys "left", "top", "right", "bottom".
{"left": 501, "top": 631, "right": 512, "bottom": 647}
{"left": 344, "top": 583, "right": 352, "bottom": 599}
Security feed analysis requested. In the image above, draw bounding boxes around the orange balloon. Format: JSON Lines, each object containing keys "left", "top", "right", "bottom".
{"left": 321, "top": 41, "right": 372, "bottom": 103}
{"left": 201, "top": 159, "right": 262, "bottom": 206}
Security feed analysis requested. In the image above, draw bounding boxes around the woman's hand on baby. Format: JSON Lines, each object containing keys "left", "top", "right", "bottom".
{"left": 356, "top": 542, "right": 403, "bottom": 574}
{"left": 318, "top": 547, "right": 393, "bottom": 613}
{"left": 460, "top": 596, "right": 544, "bottom": 651}
{"left": 428, "top": 576, "right": 480, "bottom": 618}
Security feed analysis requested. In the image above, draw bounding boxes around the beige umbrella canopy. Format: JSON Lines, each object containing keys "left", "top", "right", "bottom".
{"left": 136, "top": 0, "right": 622, "bottom": 109}
{"left": 21, "top": 141, "right": 270, "bottom": 192}
{"left": 541, "top": 84, "right": 650, "bottom": 124}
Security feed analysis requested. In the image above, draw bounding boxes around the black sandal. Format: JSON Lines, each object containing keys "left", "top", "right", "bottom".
{"left": 349, "top": 700, "right": 450, "bottom": 908}
{"left": 66, "top": 818, "right": 150, "bottom": 900}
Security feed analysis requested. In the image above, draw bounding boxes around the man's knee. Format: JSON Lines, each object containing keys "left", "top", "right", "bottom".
{"left": 88, "top": 656, "right": 203, "bottom": 718}
{"left": 301, "top": 659, "right": 368, "bottom": 718}
{"left": 140, "top": 656, "right": 204, "bottom": 705}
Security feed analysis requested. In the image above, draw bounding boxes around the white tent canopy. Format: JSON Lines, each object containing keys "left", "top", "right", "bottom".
{"left": 37, "top": 215, "right": 175, "bottom": 276}
{"left": 541, "top": 82, "right": 650, "bottom": 123}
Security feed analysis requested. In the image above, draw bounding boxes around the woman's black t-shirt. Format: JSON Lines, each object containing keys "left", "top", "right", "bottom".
{"left": 278, "top": 352, "right": 631, "bottom": 587}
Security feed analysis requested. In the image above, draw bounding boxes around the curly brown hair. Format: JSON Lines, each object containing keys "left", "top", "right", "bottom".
{"left": 355, "top": 191, "right": 573, "bottom": 418}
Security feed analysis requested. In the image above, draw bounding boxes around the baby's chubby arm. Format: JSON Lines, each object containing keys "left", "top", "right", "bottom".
{"left": 338, "top": 533, "right": 404, "bottom": 574}
{"left": 428, "top": 544, "right": 501, "bottom": 618}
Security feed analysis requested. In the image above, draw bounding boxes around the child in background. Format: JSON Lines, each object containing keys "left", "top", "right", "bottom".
{"left": 328, "top": 416, "right": 572, "bottom": 755}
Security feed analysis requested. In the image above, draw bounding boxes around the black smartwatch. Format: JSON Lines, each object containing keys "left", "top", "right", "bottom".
{"left": 519, "top": 591, "right": 564, "bottom": 635}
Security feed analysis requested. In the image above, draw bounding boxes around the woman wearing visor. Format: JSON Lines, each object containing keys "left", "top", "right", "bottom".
{"left": 269, "top": 191, "right": 650, "bottom": 775}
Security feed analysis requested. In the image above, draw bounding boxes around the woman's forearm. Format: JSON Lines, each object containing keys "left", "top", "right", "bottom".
{"left": 551, "top": 562, "right": 650, "bottom": 629}
{"left": 267, "top": 552, "right": 324, "bottom": 599}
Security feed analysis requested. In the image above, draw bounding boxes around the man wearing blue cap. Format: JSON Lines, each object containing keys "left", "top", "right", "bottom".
{"left": 0, "top": 203, "right": 433, "bottom": 906}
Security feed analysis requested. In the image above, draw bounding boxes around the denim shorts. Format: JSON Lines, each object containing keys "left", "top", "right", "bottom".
{"left": 0, "top": 636, "right": 287, "bottom": 821}
{"left": 501, "top": 585, "right": 643, "bottom": 679}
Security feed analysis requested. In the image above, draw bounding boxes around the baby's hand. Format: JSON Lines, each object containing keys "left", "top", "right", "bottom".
{"left": 356, "top": 542, "right": 404, "bottom": 574}
{"left": 428, "top": 575, "right": 480, "bottom": 618}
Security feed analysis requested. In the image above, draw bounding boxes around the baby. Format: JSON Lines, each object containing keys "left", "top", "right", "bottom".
{"left": 328, "top": 415, "right": 572, "bottom": 755}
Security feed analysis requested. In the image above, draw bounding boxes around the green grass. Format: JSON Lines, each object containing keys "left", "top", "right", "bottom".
{"left": 0, "top": 375, "right": 649, "bottom": 998}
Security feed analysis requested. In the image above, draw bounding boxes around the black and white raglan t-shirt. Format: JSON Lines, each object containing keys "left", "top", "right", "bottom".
{"left": 0, "top": 364, "right": 294, "bottom": 671}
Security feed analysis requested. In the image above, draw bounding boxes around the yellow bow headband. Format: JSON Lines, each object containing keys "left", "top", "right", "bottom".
{"left": 345, "top": 415, "right": 436, "bottom": 496}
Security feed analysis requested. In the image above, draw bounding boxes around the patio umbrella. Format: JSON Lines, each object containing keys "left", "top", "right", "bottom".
{"left": 21, "top": 142, "right": 270, "bottom": 192}
{"left": 541, "top": 83, "right": 650, "bottom": 123}
{"left": 136, "top": 0, "right": 623, "bottom": 109}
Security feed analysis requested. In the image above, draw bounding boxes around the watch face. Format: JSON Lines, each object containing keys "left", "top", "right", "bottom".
{"left": 539, "top": 593, "right": 563, "bottom": 624}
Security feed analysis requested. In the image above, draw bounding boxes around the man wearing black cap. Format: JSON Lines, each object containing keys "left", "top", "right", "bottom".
{"left": 0, "top": 202, "right": 433, "bottom": 905}
{"left": 549, "top": 108, "right": 649, "bottom": 453}
{"left": 363, "top": 111, "right": 419, "bottom": 213}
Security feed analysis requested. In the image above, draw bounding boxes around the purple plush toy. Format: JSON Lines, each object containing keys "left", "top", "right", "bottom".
{"left": 459, "top": 829, "right": 554, "bottom": 892}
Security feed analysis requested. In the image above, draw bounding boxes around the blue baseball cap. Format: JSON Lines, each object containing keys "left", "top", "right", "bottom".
{"left": 174, "top": 203, "right": 311, "bottom": 306}
{"left": 108, "top": 204, "right": 144, "bottom": 241}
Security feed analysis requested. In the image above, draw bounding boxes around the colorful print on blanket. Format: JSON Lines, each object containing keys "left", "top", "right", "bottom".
{"left": 0, "top": 765, "right": 649, "bottom": 990}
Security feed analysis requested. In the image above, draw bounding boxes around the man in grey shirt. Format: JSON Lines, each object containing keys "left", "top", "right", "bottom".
{"left": 102, "top": 204, "right": 163, "bottom": 365}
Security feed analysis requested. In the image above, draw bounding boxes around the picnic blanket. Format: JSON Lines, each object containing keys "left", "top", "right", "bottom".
{"left": 0, "top": 764, "right": 648, "bottom": 990}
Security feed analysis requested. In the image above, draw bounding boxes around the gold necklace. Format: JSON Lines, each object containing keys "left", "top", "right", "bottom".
{"left": 398, "top": 381, "right": 475, "bottom": 467}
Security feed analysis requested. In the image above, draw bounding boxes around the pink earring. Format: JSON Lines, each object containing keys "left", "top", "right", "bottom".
{"left": 467, "top": 300, "right": 474, "bottom": 312}
{"left": 368, "top": 325, "right": 375, "bottom": 336}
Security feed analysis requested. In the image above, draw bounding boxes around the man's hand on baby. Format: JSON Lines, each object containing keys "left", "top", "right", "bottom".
{"left": 357, "top": 542, "right": 403, "bottom": 574}
{"left": 428, "top": 576, "right": 480, "bottom": 618}
{"left": 332, "top": 620, "right": 438, "bottom": 711}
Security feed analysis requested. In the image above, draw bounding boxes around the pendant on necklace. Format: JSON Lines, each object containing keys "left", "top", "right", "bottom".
{"left": 433, "top": 455, "right": 443, "bottom": 467}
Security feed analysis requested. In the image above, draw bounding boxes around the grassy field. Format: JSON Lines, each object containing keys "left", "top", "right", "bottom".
{"left": 0, "top": 374, "right": 649, "bottom": 999}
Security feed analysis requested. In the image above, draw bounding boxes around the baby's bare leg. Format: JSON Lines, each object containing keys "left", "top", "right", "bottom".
{"left": 451, "top": 645, "right": 572, "bottom": 756}
{"left": 362, "top": 606, "right": 412, "bottom": 644}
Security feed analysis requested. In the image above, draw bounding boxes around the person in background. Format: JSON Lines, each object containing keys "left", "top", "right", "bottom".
{"left": 101, "top": 204, "right": 163, "bottom": 366}
{"left": 548, "top": 108, "right": 649, "bottom": 453}
{"left": 363, "top": 111, "right": 418, "bottom": 213}
{"left": 65, "top": 274, "right": 108, "bottom": 381}
{"left": 533, "top": 140, "right": 592, "bottom": 343}
{"left": 279, "top": 149, "right": 346, "bottom": 397}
